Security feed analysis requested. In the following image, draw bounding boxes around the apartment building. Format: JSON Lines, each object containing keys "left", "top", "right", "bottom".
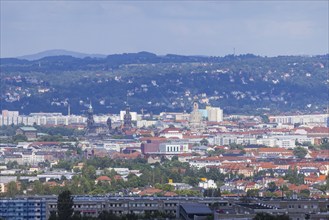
{"left": 0, "top": 198, "right": 47, "bottom": 220}
{"left": 0, "top": 110, "right": 86, "bottom": 126}
{"left": 269, "top": 114, "right": 328, "bottom": 126}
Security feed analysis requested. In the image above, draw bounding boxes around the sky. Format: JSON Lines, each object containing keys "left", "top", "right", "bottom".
{"left": 0, "top": 1, "right": 328, "bottom": 58}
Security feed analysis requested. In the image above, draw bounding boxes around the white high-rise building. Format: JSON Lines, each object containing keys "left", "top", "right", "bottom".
{"left": 206, "top": 106, "right": 223, "bottom": 122}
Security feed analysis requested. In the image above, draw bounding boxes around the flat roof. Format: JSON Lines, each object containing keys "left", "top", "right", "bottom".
{"left": 19, "top": 127, "right": 37, "bottom": 131}
{"left": 180, "top": 203, "right": 212, "bottom": 215}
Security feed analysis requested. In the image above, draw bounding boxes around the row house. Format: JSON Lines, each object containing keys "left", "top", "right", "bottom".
{"left": 304, "top": 175, "right": 326, "bottom": 185}
{"left": 294, "top": 162, "right": 329, "bottom": 175}
{"left": 219, "top": 156, "right": 253, "bottom": 164}
{"left": 218, "top": 163, "right": 254, "bottom": 177}
{"left": 159, "top": 127, "right": 184, "bottom": 139}
{"left": 21, "top": 152, "right": 46, "bottom": 165}
{"left": 229, "top": 180, "right": 262, "bottom": 192}
{"left": 188, "top": 156, "right": 222, "bottom": 169}
{"left": 262, "top": 177, "right": 287, "bottom": 187}
{"left": 3, "top": 154, "right": 23, "bottom": 165}
{"left": 268, "top": 114, "right": 328, "bottom": 126}
{"left": 257, "top": 148, "right": 294, "bottom": 159}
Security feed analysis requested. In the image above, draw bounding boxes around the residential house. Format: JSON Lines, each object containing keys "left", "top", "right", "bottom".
{"left": 95, "top": 176, "right": 111, "bottom": 185}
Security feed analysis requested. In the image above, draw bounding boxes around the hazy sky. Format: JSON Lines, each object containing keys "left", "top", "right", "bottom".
{"left": 1, "top": 1, "right": 328, "bottom": 58}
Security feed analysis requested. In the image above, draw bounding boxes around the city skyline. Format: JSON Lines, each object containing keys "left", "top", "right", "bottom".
{"left": 1, "top": 1, "right": 328, "bottom": 58}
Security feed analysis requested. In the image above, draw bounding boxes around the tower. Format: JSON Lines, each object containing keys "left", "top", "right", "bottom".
{"left": 189, "top": 98, "right": 205, "bottom": 133}
{"left": 68, "top": 104, "right": 71, "bottom": 116}
{"left": 86, "top": 103, "right": 95, "bottom": 132}
{"left": 107, "top": 117, "right": 112, "bottom": 132}
{"left": 123, "top": 106, "right": 132, "bottom": 130}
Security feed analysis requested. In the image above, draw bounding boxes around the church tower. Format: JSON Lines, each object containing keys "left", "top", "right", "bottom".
{"left": 107, "top": 116, "right": 112, "bottom": 132}
{"left": 86, "top": 103, "right": 95, "bottom": 133}
{"left": 189, "top": 97, "right": 205, "bottom": 133}
{"left": 123, "top": 106, "right": 132, "bottom": 130}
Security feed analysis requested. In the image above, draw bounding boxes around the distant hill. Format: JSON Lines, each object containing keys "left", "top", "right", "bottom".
{"left": 17, "top": 49, "right": 107, "bottom": 61}
{"left": 0, "top": 52, "right": 328, "bottom": 115}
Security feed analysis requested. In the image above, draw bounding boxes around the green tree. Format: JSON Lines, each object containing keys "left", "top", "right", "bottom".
{"left": 57, "top": 190, "right": 74, "bottom": 220}
{"left": 284, "top": 167, "right": 304, "bottom": 185}
{"left": 6, "top": 161, "right": 19, "bottom": 169}
{"left": 12, "top": 134, "right": 27, "bottom": 142}
{"left": 171, "top": 155, "right": 179, "bottom": 161}
{"left": 293, "top": 146, "right": 308, "bottom": 159}
{"left": 200, "top": 138, "right": 209, "bottom": 146}
{"left": 32, "top": 180, "right": 45, "bottom": 194}
{"left": 246, "top": 189, "right": 259, "bottom": 197}
{"left": 203, "top": 188, "right": 221, "bottom": 197}
{"left": 267, "top": 182, "right": 277, "bottom": 192}
{"left": 98, "top": 211, "right": 121, "bottom": 220}
{"left": 48, "top": 211, "right": 57, "bottom": 220}
{"left": 6, "top": 181, "right": 19, "bottom": 197}
{"left": 299, "top": 189, "right": 310, "bottom": 198}
{"left": 319, "top": 137, "right": 329, "bottom": 149}
{"left": 70, "top": 211, "right": 82, "bottom": 220}
{"left": 260, "top": 114, "right": 269, "bottom": 123}
{"left": 82, "top": 165, "right": 96, "bottom": 179}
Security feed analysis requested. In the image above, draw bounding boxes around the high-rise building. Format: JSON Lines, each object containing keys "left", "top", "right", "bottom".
{"left": 1, "top": 110, "right": 19, "bottom": 118}
{"left": 206, "top": 106, "right": 223, "bottom": 122}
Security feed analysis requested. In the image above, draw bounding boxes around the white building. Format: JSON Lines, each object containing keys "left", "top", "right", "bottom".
{"left": 0, "top": 110, "right": 86, "bottom": 126}
{"left": 189, "top": 157, "right": 222, "bottom": 169}
{"left": 206, "top": 106, "right": 223, "bottom": 122}
{"left": 269, "top": 114, "right": 328, "bottom": 126}
{"left": 159, "top": 143, "right": 190, "bottom": 154}
{"left": 136, "top": 120, "right": 157, "bottom": 128}
{"left": 120, "top": 111, "right": 138, "bottom": 121}
{"left": 198, "top": 179, "right": 217, "bottom": 189}
{"left": 213, "top": 135, "right": 238, "bottom": 145}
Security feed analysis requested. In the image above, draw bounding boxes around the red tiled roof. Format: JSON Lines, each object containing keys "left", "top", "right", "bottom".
{"left": 258, "top": 148, "right": 291, "bottom": 153}
{"left": 138, "top": 188, "right": 163, "bottom": 196}
{"left": 309, "top": 127, "right": 329, "bottom": 134}
{"left": 160, "top": 127, "right": 182, "bottom": 133}
{"left": 96, "top": 176, "right": 111, "bottom": 181}
{"left": 111, "top": 152, "right": 141, "bottom": 159}
{"left": 113, "top": 175, "right": 122, "bottom": 180}
{"left": 163, "top": 191, "right": 178, "bottom": 197}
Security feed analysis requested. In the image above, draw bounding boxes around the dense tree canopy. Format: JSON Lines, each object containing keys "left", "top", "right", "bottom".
{"left": 293, "top": 146, "right": 308, "bottom": 159}
{"left": 57, "top": 190, "right": 74, "bottom": 220}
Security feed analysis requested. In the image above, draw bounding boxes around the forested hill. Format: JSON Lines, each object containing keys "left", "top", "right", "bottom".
{"left": 0, "top": 52, "right": 328, "bottom": 115}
